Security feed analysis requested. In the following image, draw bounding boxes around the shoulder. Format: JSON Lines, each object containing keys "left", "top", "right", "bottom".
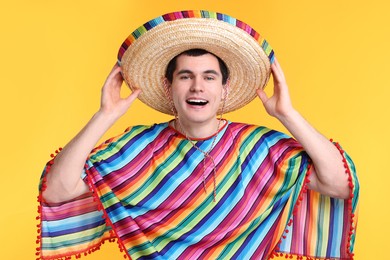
{"left": 124, "top": 122, "right": 169, "bottom": 137}
{"left": 89, "top": 122, "right": 170, "bottom": 159}
{"left": 227, "top": 123, "right": 306, "bottom": 165}
{"left": 227, "top": 121, "right": 289, "bottom": 139}
{"left": 226, "top": 121, "right": 301, "bottom": 149}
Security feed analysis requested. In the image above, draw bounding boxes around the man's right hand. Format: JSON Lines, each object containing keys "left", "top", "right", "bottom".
{"left": 99, "top": 64, "right": 141, "bottom": 120}
{"left": 42, "top": 64, "right": 140, "bottom": 203}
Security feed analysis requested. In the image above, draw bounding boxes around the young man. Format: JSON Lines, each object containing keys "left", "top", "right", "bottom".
{"left": 37, "top": 11, "right": 358, "bottom": 260}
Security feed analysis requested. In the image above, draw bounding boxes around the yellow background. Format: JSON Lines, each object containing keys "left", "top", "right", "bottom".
{"left": 1, "top": 0, "right": 388, "bottom": 259}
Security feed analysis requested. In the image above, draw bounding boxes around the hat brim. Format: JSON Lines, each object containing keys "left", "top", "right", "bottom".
{"left": 118, "top": 11, "right": 274, "bottom": 115}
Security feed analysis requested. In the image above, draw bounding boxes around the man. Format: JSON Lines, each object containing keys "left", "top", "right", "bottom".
{"left": 37, "top": 11, "right": 358, "bottom": 260}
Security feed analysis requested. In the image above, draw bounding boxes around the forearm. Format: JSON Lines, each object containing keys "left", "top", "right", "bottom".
{"left": 278, "top": 109, "right": 349, "bottom": 198}
{"left": 260, "top": 59, "right": 349, "bottom": 198}
{"left": 43, "top": 111, "right": 118, "bottom": 202}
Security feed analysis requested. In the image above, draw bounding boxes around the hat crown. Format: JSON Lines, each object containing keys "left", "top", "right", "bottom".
{"left": 118, "top": 10, "right": 274, "bottom": 115}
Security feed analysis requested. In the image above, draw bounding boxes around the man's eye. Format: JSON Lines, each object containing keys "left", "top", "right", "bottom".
{"left": 205, "top": 76, "right": 215, "bottom": 80}
{"left": 180, "top": 75, "right": 191, "bottom": 80}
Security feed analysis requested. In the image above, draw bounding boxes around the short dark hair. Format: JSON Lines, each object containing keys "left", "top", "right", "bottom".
{"left": 165, "top": 49, "right": 229, "bottom": 84}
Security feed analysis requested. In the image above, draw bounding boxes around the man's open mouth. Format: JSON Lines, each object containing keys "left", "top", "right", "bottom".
{"left": 186, "top": 99, "right": 208, "bottom": 106}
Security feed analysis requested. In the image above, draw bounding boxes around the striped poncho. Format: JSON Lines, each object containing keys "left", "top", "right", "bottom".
{"left": 37, "top": 121, "right": 359, "bottom": 260}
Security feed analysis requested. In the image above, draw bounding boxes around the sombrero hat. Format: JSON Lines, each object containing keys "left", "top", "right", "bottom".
{"left": 117, "top": 10, "right": 274, "bottom": 115}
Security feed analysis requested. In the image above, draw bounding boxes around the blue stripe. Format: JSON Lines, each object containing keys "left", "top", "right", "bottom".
{"left": 42, "top": 211, "right": 106, "bottom": 235}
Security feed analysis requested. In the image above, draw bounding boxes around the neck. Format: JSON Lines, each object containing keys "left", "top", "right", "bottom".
{"left": 173, "top": 116, "right": 223, "bottom": 202}
{"left": 174, "top": 118, "right": 223, "bottom": 139}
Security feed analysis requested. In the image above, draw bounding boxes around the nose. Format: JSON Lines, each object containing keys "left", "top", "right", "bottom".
{"left": 190, "top": 76, "right": 204, "bottom": 92}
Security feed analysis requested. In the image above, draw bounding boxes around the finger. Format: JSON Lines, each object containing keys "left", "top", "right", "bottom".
{"left": 125, "top": 89, "right": 142, "bottom": 104}
{"left": 104, "top": 65, "right": 122, "bottom": 84}
{"left": 256, "top": 88, "right": 269, "bottom": 104}
{"left": 271, "top": 63, "right": 282, "bottom": 83}
{"left": 271, "top": 58, "right": 286, "bottom": 83}
{"left": 104, "top": 66, "right": 124, "bottom": 89}
{"left": 111, "top": 62, "right": 118, "bottom": 68}
{"left": 111, "top": 62, "right": 121, "bottom": 72}
{"left": 110, "top": 65, "right": 122, "bottom": 78}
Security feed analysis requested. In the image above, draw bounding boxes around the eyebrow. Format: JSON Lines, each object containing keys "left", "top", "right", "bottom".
{"left": 176, "top": 69, "right": 220, "bottom": 76}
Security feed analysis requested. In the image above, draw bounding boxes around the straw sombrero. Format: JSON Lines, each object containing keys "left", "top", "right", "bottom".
{"left": 117, "top": 10, "right": 274, "bottom": 115}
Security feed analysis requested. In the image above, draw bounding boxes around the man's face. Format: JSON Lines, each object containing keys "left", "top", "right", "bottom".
{"left": 168, "top": 53, "right": 227, "bottom": 126}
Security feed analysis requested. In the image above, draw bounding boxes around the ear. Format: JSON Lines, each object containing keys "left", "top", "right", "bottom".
{"left": 162, "top": 77, "right": 178, "bottom": 116}
{"left": 162, "top": 77, "right": 172, "bottom": 98}
{"left": 222, "top": 79, "right": 230, "bottom": 100}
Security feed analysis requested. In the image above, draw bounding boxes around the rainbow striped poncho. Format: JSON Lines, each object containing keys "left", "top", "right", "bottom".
{"left": 37, "top": 121, "right": 359, "bottom": 260}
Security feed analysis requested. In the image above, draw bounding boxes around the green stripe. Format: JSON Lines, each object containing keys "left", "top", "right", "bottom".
{"left": 90, "top": 125, "right": 148, "bottom": 162}
{"left": 124, "top": 139, "right": 193, "bottom": 204}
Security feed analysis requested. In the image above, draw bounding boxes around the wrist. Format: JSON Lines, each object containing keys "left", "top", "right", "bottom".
{"left": 276, "top": 108, "right": 300, "bottom": 125}
{"left": 93, "top": 110, "right": 119, "bottom": 128}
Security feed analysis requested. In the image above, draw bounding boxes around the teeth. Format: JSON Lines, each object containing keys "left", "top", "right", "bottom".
{"left": 187, "top": 99, "right": 208, "bottom": 105}
{"left": 188, "top": 99, "right": 206, "bottom": 103}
